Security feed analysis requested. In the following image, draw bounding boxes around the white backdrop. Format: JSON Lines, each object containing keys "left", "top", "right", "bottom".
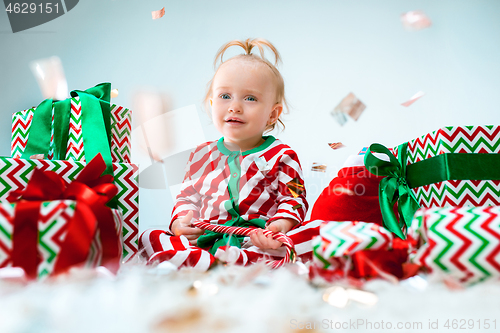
{"left": 1, "top": 0, "right": 499, "bottom": 233}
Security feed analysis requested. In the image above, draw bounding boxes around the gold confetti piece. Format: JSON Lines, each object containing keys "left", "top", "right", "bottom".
{"left": 401, "top": 11, "right": 432, "bottom": 31}
{"left": 154, "top": 308, "right": 203, "bottom": 332}
{"left": 332, "top": 92, "right": 366, "bottom": 122}
{"left": 292, "top": 204, "right": 302, "bottom": 210}
{"left": 110, "top": 89, "right": 119, "bottom": 98}
{"left": 152, "top": 7, "right": 165, "bottom": 20}
{"left": 287, "top": 178, "right": 304, "bottom": 198}
{"left": 401, "top": 91, "right": 425, "bottom": 107}
{"left": 328, "top": 142, "right": 345, "bottom": 150}
{"left": 311, "top": 162, "right": 327, "bottom": 172}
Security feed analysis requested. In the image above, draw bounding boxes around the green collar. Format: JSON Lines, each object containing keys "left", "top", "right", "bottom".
{"left": 217, "top": 136, "right": 276, "bottom": 156}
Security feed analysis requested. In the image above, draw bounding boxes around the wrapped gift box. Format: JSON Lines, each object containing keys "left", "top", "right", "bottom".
{"left": 361, "top": 125, "right": 500, "bottom": 239}
{"left": 11, "top": 98, "right": 131, "bottom": 163}
{"left": 311, "top": 221, "right": 411, "bottom": 280}
{"left": 395, "top": 125, "right": 500, "bottom": 208}
{"left": 409, "top": 206, "right": 500, "bottom": 284}
{"left": 0, "top": 157, "right": 139, "bottom": 261}
{"left": 0, "top": 200, "right": 122, "bottom": 279}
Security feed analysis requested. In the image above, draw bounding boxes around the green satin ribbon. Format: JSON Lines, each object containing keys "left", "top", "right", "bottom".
{"left": 22, "top": 83, "right": 113, "bottom": 176}
{"left": 364, "top": 143, "right": 421, "bottom": 239}
{"left": 197, "top": 150, "right": 266, "bottom": 255}
{"left": 365, "top": 142, "right": 500, "bottom": 239}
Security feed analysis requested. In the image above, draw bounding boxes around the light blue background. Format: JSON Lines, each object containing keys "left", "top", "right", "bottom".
{"left": 1, "top": 0, "right": 499, "bottom": 232}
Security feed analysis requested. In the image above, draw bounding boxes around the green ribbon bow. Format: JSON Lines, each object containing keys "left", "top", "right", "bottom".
{"left": 22, "top": 83, "right": 113, "bottom": 177}
{"left": 197, "top": 150, "right": 267, "bottom": 255}
{"left": 364, "top": 143, "right": 420, "bottom": 239}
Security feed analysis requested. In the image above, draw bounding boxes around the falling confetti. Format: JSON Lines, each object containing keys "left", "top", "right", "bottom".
{"left": 254, "top": 156, "right": 271, "bottom": 173}
{"left": 331, "top": 110, "right": 348, "bottom": 126}
{"left": 292, "top": 204, "right": 302, "bottom": 210}
{"left": 328, "top": 142, "right": 345, "bottom": 150}
{"left": 401, "top": 10, "right": 432, "bottom": 31}
{"left": 110, "top": 89, "right": 119, "bottom": 98}
{"left": 29, "top": 56, "right": 68, "bottom": 100}
{"left": 401, "top": 91, "right": 425, "bottom": 107}
{"left": 287, "top": 178, "right": 304, "bottom": 198}
{"left": 323, "top": 286, "right": 378, "bottom": 308}
{"left": 152, "top": 7, "right": 165, "bottom": 20}
{"left": 331, "top": 92, "right": 366, "bottom": 125}
{"left": 311, "top": 162, "right": 327, "bottom": 173}
{"left": 331, "top": 187, "right": 355, "bottom": 196}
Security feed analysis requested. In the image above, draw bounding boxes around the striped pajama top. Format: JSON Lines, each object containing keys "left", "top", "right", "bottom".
{"left": 169, "top": 135, "right": 308, "bottom": 231}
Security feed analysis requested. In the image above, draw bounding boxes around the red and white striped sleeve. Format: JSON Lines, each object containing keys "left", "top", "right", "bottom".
{"left": 169, "top": 151, "right": 202, "bottom": 231}
{"left": 267, "top": 149, "right": 308, "bottom": 226}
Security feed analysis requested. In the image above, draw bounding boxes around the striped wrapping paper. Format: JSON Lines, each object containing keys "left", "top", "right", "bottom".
{"left": 409, "top": 206, "right": 500, "bottom": 284}
{"left": 0, "top": 200, "right": 122, "bottom": 279}
{"left": 11, "top": 97, "right": 132, "bottom": 163}
{"left": 0, "top": 157, "right": 138, "bottom": 261}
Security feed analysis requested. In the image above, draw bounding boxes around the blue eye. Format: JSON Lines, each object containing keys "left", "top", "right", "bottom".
{"left": 220, "top": 94, "right": 230, "bottom": 99}
{"left": 246, "top": 96, "right": 257, "bottom": 102}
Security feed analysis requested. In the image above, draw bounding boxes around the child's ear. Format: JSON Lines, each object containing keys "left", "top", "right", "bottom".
{"left": 269, "top": 104, "right": 283, "bottom": 123}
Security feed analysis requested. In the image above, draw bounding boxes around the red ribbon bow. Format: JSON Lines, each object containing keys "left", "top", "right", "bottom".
{"left": 8, "top": 154, "right": 121, "bottom": 279}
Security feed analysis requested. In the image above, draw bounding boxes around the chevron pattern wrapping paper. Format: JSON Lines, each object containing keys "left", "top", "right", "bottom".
{"left": 0, "top": 200, "right": 122, "bottom": 279}
{"left": 409, "top": 206, "right": 500, "bottom": 284}
{"left": 0, "top": 157, "right": 139, "bottom": 261}
{"left": 394, "top": 125, "right": 500, "bottom": 208}
{"left": 11, "top": 99, "right": 132, "bottom": 163}
{"left": 312, "top": 221, "right": 394, "bottom": 270}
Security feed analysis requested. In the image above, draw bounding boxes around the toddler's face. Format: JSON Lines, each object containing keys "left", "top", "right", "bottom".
{"left": 210, "top": 59, "right": 282, "bottom": 151}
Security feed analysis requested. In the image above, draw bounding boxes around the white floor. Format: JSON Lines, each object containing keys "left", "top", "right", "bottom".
{"left": 1, "top": 262, "right": 498, "bottom": 333}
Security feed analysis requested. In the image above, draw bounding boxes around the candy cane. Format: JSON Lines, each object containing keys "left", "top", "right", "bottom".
{"left": 191, "top": 221, "right": 296, "bottom": 269}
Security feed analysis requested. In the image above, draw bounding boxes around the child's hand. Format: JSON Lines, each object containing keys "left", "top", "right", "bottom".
{"left": 171, "top": 211, "right": 204, "bottom": 245}
{"left": 249, "top": 218, "right": 298, "bottom": 250}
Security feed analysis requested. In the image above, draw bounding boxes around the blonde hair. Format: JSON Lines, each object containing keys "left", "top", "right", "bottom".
{"left": 204, "top": 38, "right": 288, "bottom": 133}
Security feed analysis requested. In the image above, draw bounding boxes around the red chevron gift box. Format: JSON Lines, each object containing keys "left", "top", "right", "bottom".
{"left": 363, "top": 125, "right": 500, "bottom": 239}
{"left": 408, "top": 206, "right": 500, "bottom": 284}
{"left": 11, "top": 84, "right": 131, "bottom": 163}
{"left": 311, "top": 221, "right": 412, "bottom": 280}
{"left": 0, "top": 156, "right": 123, "bottom": 280}
{"left": 0, "top": 156, "right": 138, "bottom": 261}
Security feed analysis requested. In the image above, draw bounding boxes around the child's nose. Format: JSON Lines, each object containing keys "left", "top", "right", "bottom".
{"left": 228, "top": 100, "right": 242, "bottom": 113}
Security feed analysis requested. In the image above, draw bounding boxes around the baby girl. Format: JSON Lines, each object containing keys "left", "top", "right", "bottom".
{"left": 141, "top": 38, "right": 309, "bottom": 267}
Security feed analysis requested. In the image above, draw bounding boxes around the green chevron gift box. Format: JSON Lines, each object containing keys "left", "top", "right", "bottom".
{"left": 363, "top": 125, "right": 500, "bottom": 239}
{"left": 0, "top": 157, "right": 139, "bottom": 261}
{"left": 11, "top": 84, "right": 131, "bottom": 164}
{"left": 0, "top": 200, "right": 123, "bottom": 280}
{"left": 408, "top": 206, "right": 500, "bottom": 284}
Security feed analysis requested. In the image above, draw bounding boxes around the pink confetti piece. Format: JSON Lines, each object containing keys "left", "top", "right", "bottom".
{"left": 152, "top": 7, "right": 165, "bottom": 20}
{"left": 401, "top": 11, "right": 432, "bottom": 31}
{"left": 328, "top": 142, "right": 346, "bottom": 150}
{"left": 332, "top": 92, "right": 366, "bottom": 122}
{"left": 401, "top": 91, "right": 425, "bottom": 107}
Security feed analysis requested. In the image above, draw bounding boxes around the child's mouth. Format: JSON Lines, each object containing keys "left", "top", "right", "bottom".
{"left": 226, "top": 119, "right": 245, "bottom": 124}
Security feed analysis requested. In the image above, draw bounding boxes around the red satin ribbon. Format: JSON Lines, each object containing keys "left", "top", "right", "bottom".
{"left": 9, "top": 153, "right": 120, "bottom": 279}
{"left": 350, "top": 238, "right": 412, "bottom": 279}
